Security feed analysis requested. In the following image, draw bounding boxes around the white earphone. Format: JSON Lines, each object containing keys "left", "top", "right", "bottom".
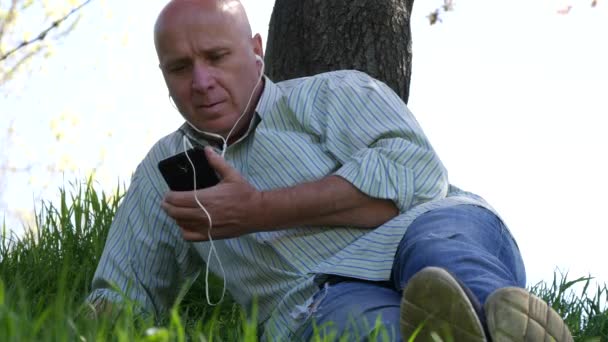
{"left": 175, "top": 52, "right": 266, "bottom": 307}
{"left": 255, "top": 54, "right": 264, "bottom": 77}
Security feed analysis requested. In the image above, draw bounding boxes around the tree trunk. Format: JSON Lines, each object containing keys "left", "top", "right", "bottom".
{"left": 265, "top": 0, "right": 414, "bottom": 104}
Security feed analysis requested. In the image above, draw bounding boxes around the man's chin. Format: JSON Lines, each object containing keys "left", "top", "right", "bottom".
{"left": 187, "top": 120, "right": 229, "bottom": 138}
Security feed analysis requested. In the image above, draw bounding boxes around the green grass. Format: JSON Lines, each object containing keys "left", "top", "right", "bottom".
{"left": 0, "top": 179, "right": 606, "bottom": 341}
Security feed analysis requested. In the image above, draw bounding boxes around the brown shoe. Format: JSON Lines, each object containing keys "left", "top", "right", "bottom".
{"left": 485, "top": 287, "right": 573, "bottom": 342}
{"left": 400, "top": 267, "right": 487, "bottom": 341}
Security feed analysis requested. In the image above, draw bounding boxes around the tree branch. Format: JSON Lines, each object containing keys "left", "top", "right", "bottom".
{"left": 0, "top": 0, "right": 94, "bottom": 62}
{"left": 1, "top": 45, "right": 41, "bottom": 85}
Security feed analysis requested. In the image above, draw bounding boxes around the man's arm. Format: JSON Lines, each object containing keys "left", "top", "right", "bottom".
{"left": 162, "top": 148, "right": 398, "bottom": 241}
{"left": 260, "top": 174, "right": 398, "bottom": 229}
{"left": 89, "top": 152, "right": 204, "bottom": 314}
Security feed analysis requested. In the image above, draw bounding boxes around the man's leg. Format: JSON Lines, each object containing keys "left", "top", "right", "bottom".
{"left": 392, "top": 204, "right": 572, "bottom": 341}
{"left": 295, "top": 279, "right": 403, "bottom": 341}
{"left": 391, "top": 204, "right": 526, "bottom": 304}
{"left": 296, "top": 204, "right": 525, "bottom": 341}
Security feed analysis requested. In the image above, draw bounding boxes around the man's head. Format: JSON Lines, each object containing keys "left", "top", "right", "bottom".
{"left": 154, "top": 0, "right": 264, "bottom": 139}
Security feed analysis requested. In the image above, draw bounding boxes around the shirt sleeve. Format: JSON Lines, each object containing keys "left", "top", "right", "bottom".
{"left": 87, "top": 147, "right": 203, "bottom": 315}
{"left": 302, "top": 71, "right": 449, "bottom": 213}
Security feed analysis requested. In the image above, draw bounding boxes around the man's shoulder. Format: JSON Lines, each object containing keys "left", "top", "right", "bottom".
{"left": 275, "top": 69, "right": 375, "bottom": 92}
{"left": 140, "top": 129, "right": 185, "bottom": 166}
{"left": 124, "top": 128, "right": 185, "bottom": 192}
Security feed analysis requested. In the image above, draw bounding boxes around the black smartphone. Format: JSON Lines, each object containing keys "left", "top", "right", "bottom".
{"left": 157, "top": 147, "right": 220, "bottom": 191}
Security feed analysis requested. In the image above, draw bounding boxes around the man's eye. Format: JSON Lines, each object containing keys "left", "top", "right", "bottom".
{"left": 170, "top": 65, "right": 187, "bottom": 73}
{"left": 209, "top": 52, "right": 227, "bottom": 62}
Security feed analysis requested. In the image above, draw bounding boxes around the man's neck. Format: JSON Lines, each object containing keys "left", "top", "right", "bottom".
{"left": 225, "top": 77, "right": 265, "bottom": 146}
{"left": 226, "top": 109, "right": 255, "bottom": 145}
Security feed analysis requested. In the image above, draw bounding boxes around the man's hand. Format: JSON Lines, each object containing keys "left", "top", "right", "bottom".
{"left": 161, "top": 147, "right": 263, "bottom": 241}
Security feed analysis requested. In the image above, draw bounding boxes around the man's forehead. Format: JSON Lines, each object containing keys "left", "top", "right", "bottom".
{"left": 159, "top": 39, "right": 233, "bottom": 63}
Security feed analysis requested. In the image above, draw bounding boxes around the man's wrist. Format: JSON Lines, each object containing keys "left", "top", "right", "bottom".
{"left": 253, "top": 190, "right": 271, "bottom": 231}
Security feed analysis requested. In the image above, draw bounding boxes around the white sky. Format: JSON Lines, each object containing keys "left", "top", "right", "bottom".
{"left": 1, "top": 0, "right": 607, "bottom": 290}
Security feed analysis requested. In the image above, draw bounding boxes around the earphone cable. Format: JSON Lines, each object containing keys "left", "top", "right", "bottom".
{"left": 182, "top": 137, "right": 227, "bottom": 305}
{"left": 176, "top": 57, "right": 265, "bottom": 306}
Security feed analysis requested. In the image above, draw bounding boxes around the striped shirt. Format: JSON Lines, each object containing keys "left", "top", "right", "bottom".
{"left": 88, "top": 70, "right": 497, "bottom": 340}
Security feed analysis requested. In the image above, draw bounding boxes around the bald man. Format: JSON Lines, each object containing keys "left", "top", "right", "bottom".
{"left": 88, "top": 1, "right": 572, "bottom": 341}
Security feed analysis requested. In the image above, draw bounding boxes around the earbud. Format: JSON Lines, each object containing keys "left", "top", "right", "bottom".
{"left": 255, "top": 54, "right": 264, "bottom": 77}
{"left": 168, "top": 94, "right": 178, "bottom": 110}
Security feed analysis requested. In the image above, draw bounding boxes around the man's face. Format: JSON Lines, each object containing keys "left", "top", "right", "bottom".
{"left": 155, "top": 2, "right": 262, "bottom": 137}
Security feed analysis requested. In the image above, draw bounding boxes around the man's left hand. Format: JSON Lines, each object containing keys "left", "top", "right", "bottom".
{"left": 161, "top": 147, "right": 264, "bottom": 241}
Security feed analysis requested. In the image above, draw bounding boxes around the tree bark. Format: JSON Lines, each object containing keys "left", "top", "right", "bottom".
{"left": 265, "top": 0, "right": 414, "bottom": 103}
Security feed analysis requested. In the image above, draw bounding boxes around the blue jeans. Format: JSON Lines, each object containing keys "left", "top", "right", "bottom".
{"left": 296, "top": 205, "right": 526, "bottom": 341}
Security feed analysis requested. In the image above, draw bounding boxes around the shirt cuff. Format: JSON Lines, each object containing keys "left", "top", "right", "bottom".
{"left": 333, "top": 148, "right": 413, "bottom": 213}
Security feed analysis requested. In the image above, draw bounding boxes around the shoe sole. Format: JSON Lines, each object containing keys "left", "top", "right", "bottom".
{"left": 485, "top": 287, "right": 574, "bottom": 342}
{"left": 400, "top": 267, "right": 486, "bottom": 342}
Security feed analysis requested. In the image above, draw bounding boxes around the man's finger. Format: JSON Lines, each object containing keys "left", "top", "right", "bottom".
{"left": 180, "top": 227, "right": 225, "bottom": 241}
{"left": 181, "top": 230, "right": 208, "bottom": 242}
{"left": 162, "top": 200, "right": 210, "bottom": 221}
{"left": 205, "top": 147, "right": 238, "bottom": 179}
{"left": 164, "top": 190, "right": 205, "bottom": 207}
{"left": 178, "top": 224, "right": 240, "bottom": 241}
{"left": 176, "top": 219, "right": 208, "bottom": 230}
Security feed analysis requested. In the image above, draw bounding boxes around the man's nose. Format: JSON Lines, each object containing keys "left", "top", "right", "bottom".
{"left": 191, "top": 63, "right": 215, "bottom": 91}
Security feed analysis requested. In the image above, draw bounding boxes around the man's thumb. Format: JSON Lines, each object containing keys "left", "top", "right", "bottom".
{"left": 205, "top": 147, "right": 235, "bottom": 179}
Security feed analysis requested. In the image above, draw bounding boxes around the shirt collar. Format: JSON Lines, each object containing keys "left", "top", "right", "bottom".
{"left": 178, "top": 76, "right": 282, "bottom": 148}
{"left": 255, "top": 76, "right": 282, "bottom": 120}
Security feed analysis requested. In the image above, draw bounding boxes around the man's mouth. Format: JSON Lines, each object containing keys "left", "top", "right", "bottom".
{"left": 198, "top": 101, "right": 223, "bottom": 109}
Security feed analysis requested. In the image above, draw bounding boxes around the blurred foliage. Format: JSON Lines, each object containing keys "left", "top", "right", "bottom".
{"left": 427, "top": 0, "right": 600, "bottom": 25}
{"left": 427, "top": 0, "right": 454, "bottom": 25}
{"left": 0, "top": 0, "right": 92, "bottom": 87}
{"left": 0, "top": 0, "right": 93, "bottom": 224}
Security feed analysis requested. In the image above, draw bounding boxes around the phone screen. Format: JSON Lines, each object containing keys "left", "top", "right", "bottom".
{"left": 157, "top": 147, "right": 220, "bottom": 191}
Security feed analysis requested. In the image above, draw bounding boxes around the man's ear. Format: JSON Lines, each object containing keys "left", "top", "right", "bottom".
{"left": 252, "top": 33, "right": 264, "bottom": 60}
